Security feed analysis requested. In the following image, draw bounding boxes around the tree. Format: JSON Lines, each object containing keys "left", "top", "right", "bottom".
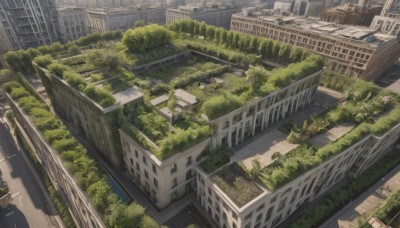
{"left": 140, "top": 215, "right": 159, "bottom": 228}
{"left": 245, "top": 65, "right": 268, "bottom": 93}
{"left": 87, "top": 179, "right": 110, "bottom": 213}
{"left": 205, "top": 26, "right": 216, "bottom": 40}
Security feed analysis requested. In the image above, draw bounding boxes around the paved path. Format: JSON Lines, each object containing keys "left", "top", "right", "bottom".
{"left": 0, "top": 117, "right": 63, "bottom": 228}
{"left": 319, "top": 155, "right": 400, "bottom": 228}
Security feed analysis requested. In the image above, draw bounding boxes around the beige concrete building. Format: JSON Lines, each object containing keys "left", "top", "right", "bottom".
{"left": 370, "top": 15, "right": 400, "bottom": 35}
{"left": 166, "top": 3, "right": 241, "bottom": 29}
{"left": 7, "top": 94, "right": 105, "bottom": 228}
{"left": 196, "top": 113, "right": 400, "bottom": 228}
{"left": 119, "top": 65, "right": 322, "bottom": 209}
{"left": 86, "top": 5, "right": 166, "bottom": 33}
{"left": 230, "top": 10, "right": 400, "bottom": 81}
{"left": 58, "top": 6, "right": 87, "bottom": 42}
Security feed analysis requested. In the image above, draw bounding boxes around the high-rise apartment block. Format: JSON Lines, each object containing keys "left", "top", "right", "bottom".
{"left": 166, "top": 3, "right": 241, "bottom": 29}
{"left": 320, "top": 3, "right": 382, "bottom": 26}
{"left": 58, "top": 6, "right": 87, "bottom": 42}
{"left": 231, "top": 9, "right": 400, "bottom": 80}
{"left": 86, "top": 5, "right": 166, "bottom": 33}
{"left": 0, "top": 0, "right": 61, "bottom": 51}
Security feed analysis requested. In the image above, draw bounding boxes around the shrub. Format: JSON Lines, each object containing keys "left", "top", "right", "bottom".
{"left": 34, "top": 55, "right": 53, "bottom": 68}
{"left": 47, "top": 63, "right": 69, "bottom": 78}
{"left": 122, "top": 24, "right": 172, "bottom": 53}
{"left": 0, "top": 69, "right": 13, "bottom": 82}
{"left": 63, "top": 71, "right": 87, "bottom": 90}
{"left": 201, "top": 93, "right": 245, "bottom": 120}
{"left": 68, "top": 44, "right": 81, "bottom": 55}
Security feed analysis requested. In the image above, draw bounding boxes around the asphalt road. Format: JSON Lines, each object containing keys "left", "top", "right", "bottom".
{"left": 0, "top": 121, "right": 58, "bottom": 228}
{"left": 319, "top": 153, "right": 400, "bottom": 228}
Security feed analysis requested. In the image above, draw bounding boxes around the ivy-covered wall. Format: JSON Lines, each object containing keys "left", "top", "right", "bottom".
{"left": 34, "top": 65, "right": 124, "bottom": 168}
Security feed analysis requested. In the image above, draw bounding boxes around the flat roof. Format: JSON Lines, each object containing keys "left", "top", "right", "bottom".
{"left": 236, "top": 12, "right": 398, "bottom": 48}
{"left": 113, "top": 86, "right": 143, "bottom": 105}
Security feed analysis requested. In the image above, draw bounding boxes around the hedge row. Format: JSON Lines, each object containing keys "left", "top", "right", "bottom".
{"left": 171, "top": 65, "right": 230, "bottom": 88}
{"left": 260, "top": 107, "right": 400, "bottom": 190}
{"left": 15, "top": 125, "right": 76, "bottom": 228}
{"left": 289, "top": 153, "right": 400, "bottom": 228}
{"left": 122, "top": 24, "right": 172, "bottom": 53}
{"left": 169, "top": 19, "right": 311, "bottom": 64}
{"left": 183, "top": 39, "right": 258, "bottom": 65}
{"left": 4, "top": 81, "right": 160, "bottom": 228}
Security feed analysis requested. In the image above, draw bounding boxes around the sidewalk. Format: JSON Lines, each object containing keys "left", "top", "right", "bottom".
{"left": 0, "top": 115, "right": 64, "bottom": 228}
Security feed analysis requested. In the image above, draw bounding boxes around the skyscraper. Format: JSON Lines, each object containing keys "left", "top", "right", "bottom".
{"left": 0, "top": 0, "right": 61, "bottom": 52}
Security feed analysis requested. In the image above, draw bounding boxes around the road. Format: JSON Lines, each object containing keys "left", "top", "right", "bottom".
{"left": 0, "top": 119, "right": 59, "bottom": 228}
{"left": 319, "top": 156, "right": 400, "bottom": 228}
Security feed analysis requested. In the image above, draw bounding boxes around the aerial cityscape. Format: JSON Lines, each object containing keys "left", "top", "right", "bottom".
{"left": 0, "top": 0, "right": 399, "bottom": 228}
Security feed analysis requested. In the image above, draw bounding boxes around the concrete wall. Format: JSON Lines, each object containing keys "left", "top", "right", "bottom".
{"left": 196, "top": 123, "right": 400, "bottom": 228}
{"left": 34, "top": 65, "right": 123, "bottom": 168}
{"left": 7, "top": 94, "right": 105, "bottom": 228}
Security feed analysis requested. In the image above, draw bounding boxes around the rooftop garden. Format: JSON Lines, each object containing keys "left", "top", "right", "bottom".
{"left": 121, "top": 101, "right": 210, "bottom": 160}
{"left": 211, "top": 163, "right": 263, "bottom": 208}
{"left": 3, "top": 79, "right": 160, "bottom": 227}
{"left": 251, "top": 72, "right": 400, "bottom": 191}
{"left": 198, "top": 147, "right": 233, "bottom": 174}
{"left": 3, "top": 20, "right": 324, "bottom": 163}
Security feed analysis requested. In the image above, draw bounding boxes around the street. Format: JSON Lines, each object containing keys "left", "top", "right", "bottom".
{"left": 0, "top": 120, "right": 59, "bottom": 228}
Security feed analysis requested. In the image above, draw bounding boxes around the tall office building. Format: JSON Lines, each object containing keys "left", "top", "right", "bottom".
{"left": 0, "top": 0, "right": 61, "bottom": 52}
{"left": 58, "top": 6, "right": 87, "bottom": 42}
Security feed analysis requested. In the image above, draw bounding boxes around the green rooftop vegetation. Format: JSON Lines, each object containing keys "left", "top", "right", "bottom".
{"left": 198, "top": 147, "right": 233, "bottom": 174}
{"left": 4, "top": 20, "right": 324, "bottom": 165}
{"left": 252, "top": 72, "right": 400, "bottom": 191}
{"left": 122, "top": 102, "right": 210, "bottom": 160}
{"left": 211, "top": 163, "right": 263, "bottom": 208}
{"left": 3, "top": 80, "right": 160, "bottom": 228}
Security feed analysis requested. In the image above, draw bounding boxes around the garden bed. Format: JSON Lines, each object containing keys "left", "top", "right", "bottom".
{"left": 211, "top": 163, "right": 263, "bottom": 208}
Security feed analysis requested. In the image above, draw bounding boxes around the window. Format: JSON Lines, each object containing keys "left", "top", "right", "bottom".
{"left": 186, "top": 156, "right": 192, "bottom": 166}
{"left": 257, "top": 203, "right": 265, "bottom": 211}
{"left": 290, "top": 189, "right": 298, "bottom": 203}
{"left": 186, "top": 170, "right": 192, "bottom": 180}
{"left": 245, "top": 212, "right": 253, "bottom": 220}
{"left": 152, "top": 164, "right": 157, "bottom": 174}
{"left": 143, "top": 156, "right": 147, "bottom": 165}
{"left": 135, "top": 150, "right": 138, "bottom": 158}
{"left": 170, "top": 163, "right": 177, "bottom": 174}
{"left": 278, "top": 198, "right": 287, "bottom": 211}
{"left": 171, "top": 178, "right": 177, "bottom": 189}
{"left": 270, "top": 196, "right": 277, "bottom": 203}
{"left": 256, "top": 213, "right": 262, "bottom": 221}
{"left": 272, "top": 214, "right": 282, "bottom": 226}
{"left": 265, "top": 206, "right": 274, "bottom": 221}
{"left": 244, "top": 223, "right": 251, "bottom": 228}
{"left": 153, "top": 178, "right": 158, "bottom": 188}
{"left": 232, "top": 211, "right": 238, "bottom": 220}
{"left": 130, "top": 158, "right": 133, "bottom": 165}
{"left": 144, "top": 170, "right": 149, "bottom": 179}
{"left": 136, "top": 162, "right": 140, "bottom": 171}
{"left": 232, "top": 222, "right": 237, "bottom": 228}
